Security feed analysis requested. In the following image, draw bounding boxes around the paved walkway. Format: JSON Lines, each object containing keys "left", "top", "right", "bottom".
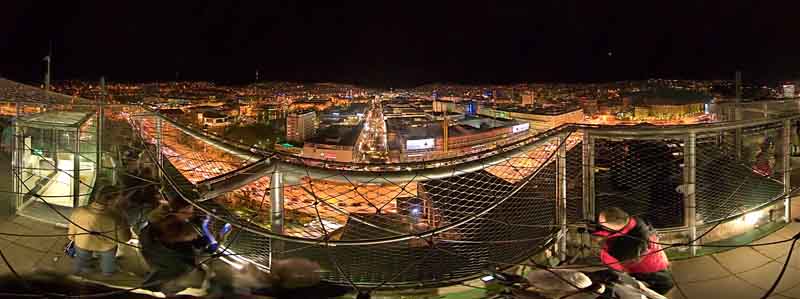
{"left": 0, "top": 215, "right": 164, "bottom": 296}
{"left": 666, "top": 200, "right": 800, "bottom": 299}
{"left": 2, "top": 202, "right": 800, "bottom": 299}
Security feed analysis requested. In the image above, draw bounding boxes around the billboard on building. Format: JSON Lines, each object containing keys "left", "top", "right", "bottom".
{"left": 407, "top": 138, "right": 435, "bottom": 151}
{"left": 512, "top": 123, "right": 530, "bottom": 133}
{"left": 465, "top": 101, "right": 477, "bottom": 116}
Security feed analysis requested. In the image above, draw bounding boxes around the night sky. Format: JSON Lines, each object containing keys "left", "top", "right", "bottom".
{"left": 2, "top": 1, "right": 800, "bottom": 87}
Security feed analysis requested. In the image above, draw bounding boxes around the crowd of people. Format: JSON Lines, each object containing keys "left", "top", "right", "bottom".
{"left": 66, "top": 147, "right": 351, "bottom": 298}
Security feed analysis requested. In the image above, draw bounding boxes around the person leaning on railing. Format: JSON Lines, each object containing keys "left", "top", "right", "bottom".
{"left": 590, "top": 207, "right": 673, "bottom": 295}
{"left": 67, "top": 185, "right": 132, "bottom": 277}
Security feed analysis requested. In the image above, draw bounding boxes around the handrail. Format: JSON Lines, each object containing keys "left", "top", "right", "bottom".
{"left": 580, "top": 115, "right": 800, "bottom": 138}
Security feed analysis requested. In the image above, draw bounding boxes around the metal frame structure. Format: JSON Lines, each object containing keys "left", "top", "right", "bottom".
{"left": 13, "top": 110, "right": 97, "bottom": 208}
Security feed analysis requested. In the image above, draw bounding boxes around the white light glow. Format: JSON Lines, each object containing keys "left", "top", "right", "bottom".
{"left": 56, "top": 158, "right": 74, "bottom": 185}
{"left": 743, "top": 210, "right": 766, "bottom": 226}
{"left": 219, "top": 256, "right": 245, "bottom": 270}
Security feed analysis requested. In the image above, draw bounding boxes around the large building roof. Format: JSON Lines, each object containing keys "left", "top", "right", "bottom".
{"left": 0, "top": 78, "right": 91, "bottom": 104}
{"left": 496, "top": 105, "right": 583, "bottom": 116}
{"left": 306, "top": 124, "right": 362, "bottom": 146}
{"left": 402, "top": 117, "right": 520, "bottom": 140}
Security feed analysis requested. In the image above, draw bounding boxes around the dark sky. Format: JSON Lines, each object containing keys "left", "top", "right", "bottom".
{"left": 2, "top": 1, "right": 799, "bottom": 87}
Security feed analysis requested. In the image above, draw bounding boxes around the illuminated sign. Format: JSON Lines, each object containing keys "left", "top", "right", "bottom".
{"left": 465, "top": 101, "right": 477, "bottom": 116}
{"left": 407, "top": 138, "right": 435, "bottom": 151}
{"left": 512, "top": 123, "right": 530, "bottom": 133}
{"left": 320, "top": 152, "right": 337, "bottom": 159}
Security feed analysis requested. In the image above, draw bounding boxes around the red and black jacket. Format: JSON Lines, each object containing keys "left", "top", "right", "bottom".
{"left": 593, "top": 217, "right": 670, "bottom": 273}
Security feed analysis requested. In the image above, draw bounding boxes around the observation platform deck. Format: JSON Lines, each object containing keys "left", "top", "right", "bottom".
{"left": 2, "top": 79, "right": 800, "bottom": 298}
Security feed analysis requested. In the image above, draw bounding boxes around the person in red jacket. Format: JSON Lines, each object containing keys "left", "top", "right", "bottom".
{"left": 593, "top": 207, "right": 673, "bottom": 295}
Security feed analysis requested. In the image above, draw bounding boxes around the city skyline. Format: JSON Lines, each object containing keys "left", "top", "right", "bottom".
{"left": 3, "top": 1, "right": 800, "bottom": 87}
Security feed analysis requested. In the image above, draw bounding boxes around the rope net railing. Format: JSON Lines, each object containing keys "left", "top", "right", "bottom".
{"left": 593, "top": 137, "right": 686, "bottom": 228}
{"left": 693, "top": 128, "right": 786, "bottom": 224}
{"left": 147, "top": 127, "right": 574, "bottom": 287}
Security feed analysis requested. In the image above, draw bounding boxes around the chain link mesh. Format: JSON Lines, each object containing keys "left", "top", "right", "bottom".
{"left": 693, "top": 125, "right": 786, "bottom": 224}
{"left": 594, "top": 138, "right": 685, "bottom": 228}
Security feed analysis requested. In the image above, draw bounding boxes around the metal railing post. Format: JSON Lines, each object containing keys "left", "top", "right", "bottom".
{"left": 684, "top": 132, "right": 697, "bottom": 256}
{"left": 735, "top": 105, "right": 743, "bottom": 161}
{"left": 11, "top": 100, "right": 21, "bottom": 214}
{"left": 73, "top": 127, "right": 81, "bottom": 207}
{"left": 556, "top": 133, "right": 568, "bottom": 262}
{"left": 582, "top": 130, "right": 595, "bottom": 221}
{"left": 784, "top": 119, "right": 792, "bottom": 223}
{"left": 97, "top": 78, "right": 104, "bottom": 183}
{"left": 270, "top": 166, "right": 286, "bottom": 263}
{"left": 156, "top": 117, "right": 163, "bottom": 181}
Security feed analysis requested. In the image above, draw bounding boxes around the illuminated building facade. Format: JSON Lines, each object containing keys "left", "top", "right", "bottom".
{"left": 521, "top": 91, "right": 536, "bottom": 106}
{"left": 286, "top": 111, "right": 317, "bottom": 143}
{"left": 290, "top": 99, "right": 332, "bottom": 112}
{"left": 200, "top": 111, "right": 232, "bottom": 128}
{"left": 632, "top": 103, "right": 704, "bottom": 121}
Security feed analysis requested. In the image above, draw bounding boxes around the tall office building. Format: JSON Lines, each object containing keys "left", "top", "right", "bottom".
{"left": 286, "top": 111, "right": 317, "bottom": 143}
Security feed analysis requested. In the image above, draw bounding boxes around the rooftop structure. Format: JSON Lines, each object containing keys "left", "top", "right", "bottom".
{"left": 302, "top": 125, "right": 363, "bottom": 162}
{"left": 13, "top": 110, "right": 99, "bottom": 226}
{"left": 479, "top": 105, "right": 585, "bottom": 131}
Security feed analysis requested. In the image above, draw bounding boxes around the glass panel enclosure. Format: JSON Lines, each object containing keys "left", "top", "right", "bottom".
{"left": 13, "top": 111, "right": 97, "bottom": 214}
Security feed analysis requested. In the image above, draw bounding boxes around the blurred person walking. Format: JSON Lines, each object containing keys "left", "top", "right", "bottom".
{"left": 524, "top": 268, "right": 667, "bottom": 299}
{"left": 139, "top": 194, "right": 224, "bottom": 297}
{"left": 68, "top": 185, "right": 132, "bottom": 276}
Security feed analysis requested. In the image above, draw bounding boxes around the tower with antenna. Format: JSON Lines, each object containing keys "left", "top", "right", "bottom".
{"left": 43, "top": 42, "right": 52, "bottom": 91}
{"left": 255, "top": 69, "right": 260, "bottom": 82}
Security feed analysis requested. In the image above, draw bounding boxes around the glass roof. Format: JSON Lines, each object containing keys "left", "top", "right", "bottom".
{"left": 18, "top": 111, "right": 92, "bottom": 127}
